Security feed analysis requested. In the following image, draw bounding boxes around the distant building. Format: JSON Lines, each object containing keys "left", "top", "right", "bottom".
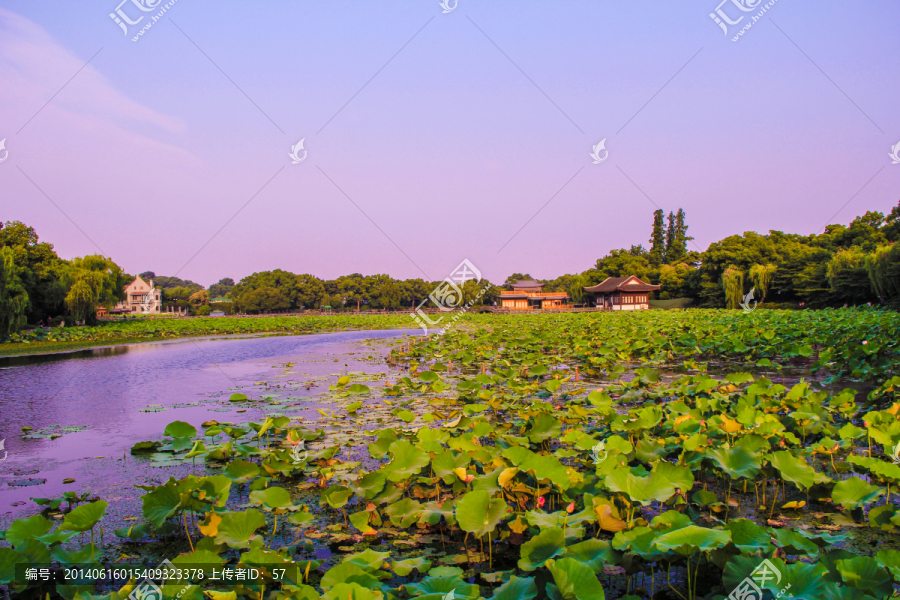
{"left": 115, "top": 275, "right": 162, "bottom": 314}
{"left": 500, "top": 280, "right": 569, "bottom": 310}
{"left": 209, "top": 297, "right": 233, "bottom": 303}
{"left": 584, "top": 276, "right": 659, "bottom": 310}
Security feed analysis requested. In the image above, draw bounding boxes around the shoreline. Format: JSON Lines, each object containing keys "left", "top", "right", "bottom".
{"left": 0, "top": 324, "right": 416, "bottom": 360}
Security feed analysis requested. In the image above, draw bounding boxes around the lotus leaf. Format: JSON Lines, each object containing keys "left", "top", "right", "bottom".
{"left": 384, "top": 440, "right": 430, "bottom": 482}
{"left": 518, "top": 526, "right": 566, "bottom": 571}
{"left": 214, "top": 509, "right": 266, "bottom": 549}
{"left": 545, "top": 558, "right": 606, "bottom": 600}
{"left": 456, "top": 489, "right": 507, "bottom": 538}
{"left": 832, "top": 477, "right": 884, "bottom": 509}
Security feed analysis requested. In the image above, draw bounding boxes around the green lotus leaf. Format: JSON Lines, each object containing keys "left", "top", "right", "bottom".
{"left": 4, "top": 514, "right": 53, "bottom": 545}
{"left": 489, "top": 575, "right": 537, "bottom": 600}
{"left": 563, "top": 539, "right": 621, "bottom": 573}
{"left": 456, "top": 490, "right": 507, "bottom": 538}
{"left": 604, "top": 469, "right": 675, "bottom": 506}
{"left": 249, "top": 486, "right": 295, "bottom": 510}
{"left": 523, "top": 453, "right": 570, "bottom": 490}
{"left": 383, "top": 440, "right": 430, "bottom": 482}
{"left": 223, "top": 459, "right": 261, "bottom": 484}
{"left": 404, "top": 574, "right": 479, "bottom": 598}
{"left": 321, "top": 485, "right": 353, "bottom": 509}
{"left": 848, "top": 455, "right": 900, "bottom": 481}
{"left": 323, "top": 583, "right": 381, "bottom": 600}
{"left": 321, "top": 562, "right": 381, "bottom": 590}
{"left": 131, "top": 440, "right": 160, "bottom": 454}
{"left": 705, "top": 446, "right": 761, "bottom": 480}
{"left": 692, "top": 490, "right": 718, "bottom": 506}
{"left": 59, "top": 500, "right": 107, "bottom": 533}
{"left": 418, "top": 371, "right": 440, "bottom": 382}
{"left": 184, "top": 440, "right": 208, "bottom": 458}
{"left": 832, "top": 477, "right": 884, "bottom": 510}
{"left": 349, "top": 471, "right": 386, "bottom": 500}
{"left": 214, "top": 509, "right": 266, "bottom": 549}
{"left": 385, "top": 497, "right": 422, "bottom": 528}
{"left": 527, "top": 365, "right": 548, "bottom": 377}
{"left": 768, "top": 451, "right": 826, "bottom": 491}
{"left": 770, "top": 528, "right": 819, "bottom": 555}
{"left": 876, "top": 548, "right": 900, "bottom": 579}
{"left": 651, "top": 525, "right": 731, "bottom": 555}
{"left": 229, "top": 393, "right": 248, "bottom": 401}
{"left": 199, "top": 474, "right": 232, "bottom": 508}
{"left": 0, "top": 548, "right": 25, "bottom": 585}
{"left": 164, "top": 420, "right": 197, "bottom": 439}
{"left": 348, "top": 384, "right": 370, "bottom": 394}
{"left": 527, "top": 413, "right": 562, "bottom": 443}
{"left": 392, "top": 557, "right": 432, "bottom": 576}
{"left": 834, "top": 557, "right": 892, "bottom": 596}
{"left": 343, "top": 548, "right": 391, "bottom": 571}
{"left": 518, "top": 526, "right": 566, "bottom": 571}
{"left": 760, "top": 559, "right": 828, "bottom": 599}
{"left": 725, "top": 519, "right": 772, "bottom": 553}
{"left": 545, "top": 558, "right": 606, "bottom": 600}
{"left": 652, "top": 461, "right": 694, "bottom": 492}
{"left": 418, "top": 498, "right": 459, "bottom": 528}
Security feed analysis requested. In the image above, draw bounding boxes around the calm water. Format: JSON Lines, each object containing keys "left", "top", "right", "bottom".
{"left": 0, "top": 329, "right": 418, "bottom": 525}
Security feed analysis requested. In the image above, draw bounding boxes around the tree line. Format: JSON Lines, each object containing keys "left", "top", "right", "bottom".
{"left": 1, "top": 199, "right": 899, "bottom": 337}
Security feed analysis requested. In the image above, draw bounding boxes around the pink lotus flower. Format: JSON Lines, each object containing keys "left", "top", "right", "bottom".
{"left": 537, "top": 497, "right": 545, "bottom": 508}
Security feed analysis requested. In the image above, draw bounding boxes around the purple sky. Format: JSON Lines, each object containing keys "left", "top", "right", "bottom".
{"left": 1, "top": 1, "right": 899, "bottom": 286}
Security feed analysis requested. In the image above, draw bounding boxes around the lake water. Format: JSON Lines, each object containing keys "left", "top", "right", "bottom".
{"left": 0, "top": 329, "right": 419, "bottom": 527}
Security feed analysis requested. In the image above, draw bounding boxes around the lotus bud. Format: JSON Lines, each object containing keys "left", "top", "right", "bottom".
{"left": 566, "top": 502, "right": 575, "bottom": 513}
{"left": 537, "top": 496, "right": 545, "bottom": 508}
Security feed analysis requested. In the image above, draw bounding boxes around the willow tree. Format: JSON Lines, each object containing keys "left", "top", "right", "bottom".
{"left": 60, "top": 255, "right": 126, "bottom": 324}
{"left": 0, "top": 247, "right": 29, "bottom": 338}
{"left": 722, "top": 266, "right": 744, "bottom": 309}
{"left": 749, "top": 263, "right": 777, "bottom": 303}
{"left": 866, "top": 245, "right": 900, "bottom": 304}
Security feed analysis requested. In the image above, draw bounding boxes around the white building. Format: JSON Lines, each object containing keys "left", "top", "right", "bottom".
{"left": 115, "top": 276, "right": 162, "bottom": 314}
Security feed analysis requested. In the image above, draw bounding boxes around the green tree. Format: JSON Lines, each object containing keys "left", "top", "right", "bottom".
{"left": 208, "top": 278, "right": 234, "bottom": 298}
{"left": 0, "top": 221, "right": 65, "bottom": 322}
{"left": 60, "top": 255, "right": 127, "bottom": 324}
{"left": 503, "top": 273, "right": 534, "bottom": 289}
{"left": 882, "top": 201, "right": 900, "bottom": 242}
{"left": 826, "top": 248, "right": 878, "bottom": 305}
{"left": 0, "top": 247, "right": 29, "bottom": 338}
{"left": 722, "top": 266, "right": 744, "bottom": 309}
{"left": 867, "top": 244, "right": 900, "bottom": 305}
{"left": 748, "top": 263, "right": 777, "bottom": 303}
{"left": 649, "top": 209, "right": 666, "bottom": 266}
{"left": 237, "top": 287, "right": 290, "bottom": 313}
{"left": 666, "top": 209, "right": 692, "bottom": 264}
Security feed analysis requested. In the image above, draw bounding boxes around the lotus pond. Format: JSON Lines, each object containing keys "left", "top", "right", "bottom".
{"left": 3, "top": 308, "right": 900, "bottom": 600}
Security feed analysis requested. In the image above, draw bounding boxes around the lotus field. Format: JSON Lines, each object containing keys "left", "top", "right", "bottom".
{"left": 4, "top": 308, "right": 900, "bottom": 600}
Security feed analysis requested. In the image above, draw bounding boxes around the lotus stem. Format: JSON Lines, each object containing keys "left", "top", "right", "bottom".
{"left": 183, "top": 512, "right": 194, "bottom": 552}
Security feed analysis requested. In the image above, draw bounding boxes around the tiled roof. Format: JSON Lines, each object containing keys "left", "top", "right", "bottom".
{"left": 584, "top": 276, "right": 660, "bottom": 293}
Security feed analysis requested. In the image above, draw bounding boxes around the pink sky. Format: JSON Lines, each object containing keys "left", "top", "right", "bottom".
{"left": 1, "top": 1, "right": 899, "bottom": 285}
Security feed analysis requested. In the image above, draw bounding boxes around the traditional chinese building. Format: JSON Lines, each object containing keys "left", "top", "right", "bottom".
{"left": 584, "top": 276, "right": 659, "bottom": 310}
{"left": 499, "top": 280, "right": 569, "bottom": 310}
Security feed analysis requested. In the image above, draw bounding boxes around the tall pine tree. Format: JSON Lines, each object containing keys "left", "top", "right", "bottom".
{"left": 665, "top": 209, "right": 692, "bottom": 264}
{"left": 649, "top": 209, "right": 666, "bottom": 266}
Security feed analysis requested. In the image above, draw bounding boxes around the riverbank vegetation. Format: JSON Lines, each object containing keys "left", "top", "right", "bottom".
{"left": 3, "top": 200, "right": 900, "bottom": 339}
{"left": 2, "top": 309, "right": 900, "bottom": 598}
